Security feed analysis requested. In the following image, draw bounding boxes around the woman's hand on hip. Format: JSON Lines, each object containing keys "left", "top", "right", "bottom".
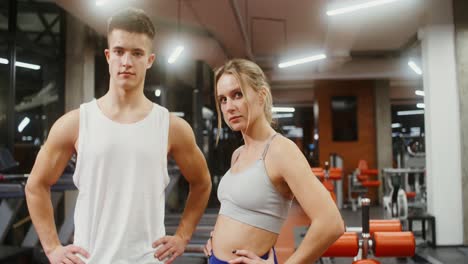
{"left": 203, "top": 231, "right": 213, "bottom": 257}
{"left": 228, "top": 249, "right": 275, "bottom": 264}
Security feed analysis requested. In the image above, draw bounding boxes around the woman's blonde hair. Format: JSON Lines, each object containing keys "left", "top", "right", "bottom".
{"left": 214, "top": 59, "right": 273, "bottom": 144}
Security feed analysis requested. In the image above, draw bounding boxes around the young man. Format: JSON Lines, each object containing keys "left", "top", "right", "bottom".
{"left": 25, "top": 8, "right": 212, "bottom": 264}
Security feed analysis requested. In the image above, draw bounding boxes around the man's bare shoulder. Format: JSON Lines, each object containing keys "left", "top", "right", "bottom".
{"left": 168, "top": 114, "right": 192, "bottom": 136}
{"left": 46, "top": 109, "right": 80, "bottom": 147}
{"left": 168, "top": 114, "right": 196, "bottom": 149}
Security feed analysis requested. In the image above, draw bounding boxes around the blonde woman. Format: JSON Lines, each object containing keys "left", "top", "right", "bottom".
{"left": 204, "top": 59, "right": 344, "bottom": 264}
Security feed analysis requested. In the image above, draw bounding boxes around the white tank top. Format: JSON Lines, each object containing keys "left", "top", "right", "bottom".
{"left": 72, "top": 99, "right": 170, "bottom": 264}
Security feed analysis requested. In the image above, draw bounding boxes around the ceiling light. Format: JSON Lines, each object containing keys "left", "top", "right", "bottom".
{"left": 272, "top": 107, "right": 295, "bottom": 113}
{"left": 408, "top": 60, "right": 422, "bottom": 75}
{"left": 15, "top": 61, "right": 41, "bottom": 70}
{"left": 397, "top": 110, "right": 424, "bottom": 116}
{"left": 171, "top": 112, "right": 185, "bottom": 117}
{"left": 392, "top": 123, "right": 401, "bottom": 128}
{"left": 18, "top": 117, "right": 30, "bottom": 133}
{"left": 155, "top": 89, "right": 161, "bottom": 97}
{"left": 168, "top": 46, "right": 184, "bottom": 64}
{"left": 415, "top": 90, "right": 424, "bottom": 96}
{"left": 416, "top": 103, "right": 425, "bottom": 109}
{"left": 272, "top": 113, "right": 294, "bottom": 119}
{"left": 327, "top": 0, "right": 401, "bottom": 16}
{"left": 0, "top": 57, "right": 41, "bottom": 70}
{"left": 278, "top": 54, "right": 326, "bottom": 68}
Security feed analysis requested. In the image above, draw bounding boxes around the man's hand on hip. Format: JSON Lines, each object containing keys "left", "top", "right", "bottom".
{"left": 152, "top": 235, "right": 187, "bottom": 264}
{"left": 47, "top": 245, "right": 90, "bottom": 264}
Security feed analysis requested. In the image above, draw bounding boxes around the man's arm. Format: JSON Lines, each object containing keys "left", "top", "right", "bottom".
{"left": 169, "top": 115, "right": 212, "bottom": 240}
{"left": 153, "top": 115, "right": 212, "bottom": 263}
{"left": 25, "top": 110, "right": 89, "bottom": 263}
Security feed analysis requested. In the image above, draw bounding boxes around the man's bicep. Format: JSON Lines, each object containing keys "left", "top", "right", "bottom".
{"left": 173, "top": 138, "right": 209, "bottom": 185}
{"left": 169, "top": 115, "right": 210, "bottom": 184}
{"left": 29, "top": 113, "right": 77, "bottom": 186}
{"left": 29, "top": 146, "right": 72, "bottom": 186}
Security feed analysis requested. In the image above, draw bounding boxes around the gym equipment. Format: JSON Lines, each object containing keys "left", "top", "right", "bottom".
{"left": 393, "top": 135, "right": 425, "bottom": 169}
{"left": 348, "top": 160, "right": 381, "bottom": 212}
{"left": 322, "top": 198, "right": 415, "bottom": 263}
{"left": 0, "top": 148, "right": 76, "bottom": 248}
{"left": 312, "top": 162, "right": 342, "bottom": 204}
{"left": 381, "top": 168, "right": 426, "bottom": 220}
{"left": 407, "top": 213, "right": 436, "bottom": 247}
{"left": 330, "top": 153, "right": 344, "bottom": 209}
{"left": 346, "top": 219, "right": 402, "bottom": 235}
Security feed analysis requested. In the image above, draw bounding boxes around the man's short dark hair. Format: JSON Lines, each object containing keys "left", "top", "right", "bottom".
{"left": 107, "top": 8, "right": 155, "bottom": 40}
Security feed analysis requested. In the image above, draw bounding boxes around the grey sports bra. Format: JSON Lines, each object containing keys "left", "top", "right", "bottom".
{"left": 217, "top": 133, "right": 292, "bottom": 233}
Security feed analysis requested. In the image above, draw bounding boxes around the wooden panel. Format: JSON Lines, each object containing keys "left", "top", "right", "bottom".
{"left": 315, "top": 80, "right": 378, "bottom": 203}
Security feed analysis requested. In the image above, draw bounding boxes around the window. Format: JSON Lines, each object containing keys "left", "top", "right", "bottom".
{"left": 1, "top": 0, "right": 65, "bottom": 172}
{"left": 331, "top": 96, "right": 358, "bottom": 141}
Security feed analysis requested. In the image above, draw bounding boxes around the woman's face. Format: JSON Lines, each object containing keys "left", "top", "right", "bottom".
{"left": 216, "top": 73, "right": 263, "bottom": 132}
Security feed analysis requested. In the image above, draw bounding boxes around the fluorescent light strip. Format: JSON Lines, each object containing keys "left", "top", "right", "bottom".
{"left": 0, "top": 57, "right": 41, "bottom": 70}
{"left": 327, "top": 0, "right": 400, "bottom": 16}
{"left": 168, "top": 46, "right": 184, "bottom": 64}
{"left": 278, "top": 54, "right": 326, "bottom": 68}
{"left": 416, "top": 103, "right": 425, "bottom": 109}
{"left": 272, "top": 107, "right": 295, "bottom": 113}
{"left": 397, "top": 110, "right": 424, "bottom": 116}
{"left": 392, "top": 123, "right": 401, "bottom": 128}
{"left": 16, "top": 61, "right": 41, "bottom": 70}
{"left": 171, "top": 112, "right": 185, "bottom": 117}
{"left": 415, "top": 90, "right": 425, "bottom": 96}
{"left": 408, "top": 60, "right": 422, "bottom": 75}
{"left": 273, "top": 113, "right": 293, "bottom": 119}
{"left": 18, "top": 117, "right": 30, "bottom": 133}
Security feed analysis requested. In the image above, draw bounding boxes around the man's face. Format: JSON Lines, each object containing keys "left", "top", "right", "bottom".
{"left": 105, "top": 29, "right": 155, "bottom": 90}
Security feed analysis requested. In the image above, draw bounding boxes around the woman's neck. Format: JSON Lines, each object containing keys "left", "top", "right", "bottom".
{"left": 241, "top": 118, "right": 276, "bottom": 148}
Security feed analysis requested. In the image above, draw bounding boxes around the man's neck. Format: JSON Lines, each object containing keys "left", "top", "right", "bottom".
{"left": 105, "top": 83, "right": 148, "bottom": 109}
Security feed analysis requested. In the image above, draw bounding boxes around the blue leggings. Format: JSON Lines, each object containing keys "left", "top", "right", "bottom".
{"left": 209, "top": 248, "right": 278, "bottom": 264}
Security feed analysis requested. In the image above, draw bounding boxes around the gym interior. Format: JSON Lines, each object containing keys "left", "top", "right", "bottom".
{"left": 1, "top": 0, "right": 468, "bottom": 263}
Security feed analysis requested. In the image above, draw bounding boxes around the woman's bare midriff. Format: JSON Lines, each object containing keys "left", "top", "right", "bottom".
{"left": 211, "top": 215, "right": 278, "bottom": 261}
